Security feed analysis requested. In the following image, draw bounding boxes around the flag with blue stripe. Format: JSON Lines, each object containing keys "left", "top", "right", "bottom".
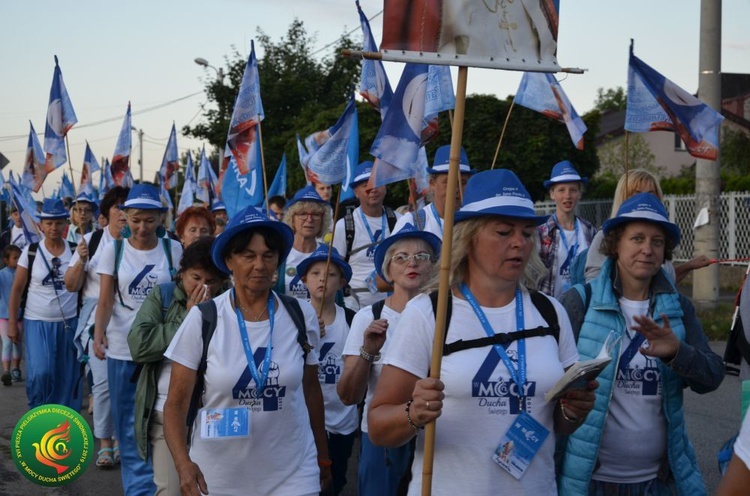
{"left": 302, "top": 97, "right": 358, "bottom": 186}
{"left": 357, "top": 0, "right": 393, "bottom": 119}
{"left": 196, "top": 146, "right": 217, "bottom": 204}
{"left": 22, "top": 122, "right": 47, "bottom": 192}
{"left": 178, "top": 152, "right": 197, "bottom": 215}
{"left": 99, "top": 158, "right": 115, "bottom": 200}
{"left": 44, "top": 56, "right": 77, "bottom": 173}
{"left": 159, "top": 123, "right": 180, "bottom": 189}
{"left": 222, "top": 156, "right": 264, "bottom": 218}
{"left": 267, "top": 154, "right": 287, "bottom": 199}
{"left": 227, "top": 40, "right": 264, "bottom": 175}
{"left": 9, "top": 175, "right": 40, "bottom": 245}
{"left": 60, "top": 171, "right": 75, "bottom": 199}
{"left": 111, "top": 103, "right": 132, "bottom": 186}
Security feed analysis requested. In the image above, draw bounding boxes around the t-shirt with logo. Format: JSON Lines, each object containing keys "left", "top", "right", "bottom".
{"left": 342, "top": 303, "right": 402, "bottom": 434}
{"left": 594, "top": 297, "right": 666, "bottom": 484}
{"left": 19, "top": 242, "right": 77, "bottom": 321}
{"left": 282, "top": 247, "right": 312, "bottom": 300}
{"left": 383, "top": 290, "right": 578, "bottom": 495}
{"left": 11, "top": 225, "right": 27, "bottom": 250}
{"left": 319, "top": 306, "right": 358, "bottom": 435}
{"left": 553, "top": 227, "right": 587, "bottom": 299}
{"left": 393, "top": 203, "right": 443, "bottom": 240}
{"left": 165, "top": 290, "right": 320, "bottom": 496}
{"left": 97, "top": 238, "right": 183, "bottom": 361}
{"left": 68, "top": 228, "right": 117, "bottom": 329}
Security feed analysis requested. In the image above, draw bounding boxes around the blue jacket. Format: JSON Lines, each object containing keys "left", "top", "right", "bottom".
{"left": 557, "top": 258, "right": 724, "bottom": 495}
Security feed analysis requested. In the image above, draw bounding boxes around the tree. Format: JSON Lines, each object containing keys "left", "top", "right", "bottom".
{"left": 721, "top": 127, "right": 750, "bottom": 175}
{"left": 593, "top": 86, "right": 627, "bottom": 112}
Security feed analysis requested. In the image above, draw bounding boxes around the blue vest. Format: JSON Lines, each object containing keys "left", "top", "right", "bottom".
{"left": 558, "top": 258, "right": 706, "bottom": 495}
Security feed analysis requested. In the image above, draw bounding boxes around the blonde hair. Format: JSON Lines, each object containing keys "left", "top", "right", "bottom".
{"left": 610, "top": 169, "right": 664, "bottom": 217}
{"left": 381, "top": 238, "right": 437, "bottom": 285}
{"left": 283, "top": 201, "right": 332, "bottom": 238}
{"left": 124, "top": 208, "right": 165, "bottom": 221}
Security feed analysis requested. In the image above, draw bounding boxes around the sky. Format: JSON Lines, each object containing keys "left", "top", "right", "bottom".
{"left": 1, "top": 0, "right": 748, "bottom": 198}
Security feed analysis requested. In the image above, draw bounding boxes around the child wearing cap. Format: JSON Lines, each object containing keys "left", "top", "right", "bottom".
{"left": 537, "top": 160, "right": 596, "bottom": 299}
{"left": 298, "top": 246, "right": 358, "bottom": 496}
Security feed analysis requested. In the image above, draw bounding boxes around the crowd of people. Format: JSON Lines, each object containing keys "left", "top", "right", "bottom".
{"left": 0, "top": 146, "right": 746, "bottom": 495}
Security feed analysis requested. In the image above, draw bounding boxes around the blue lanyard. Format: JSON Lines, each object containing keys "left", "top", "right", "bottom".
{"left": 554, "top": 214, "right": 580, "bottom": 258}
{"left": 430, "top": 203, "right": 443, "bottom": 236}
{"left": 233, "top": 289, "right": 275, "bottom": 398}
{"left": 460, "top": 284, "right": 527, "bottom": 411}
{"left": 359, "top": 208, "right": 386, "bottom": 245}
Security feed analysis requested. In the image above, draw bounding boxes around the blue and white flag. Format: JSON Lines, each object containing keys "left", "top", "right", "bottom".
{"left": 301, "top": 97, "right": 358, "bottom": 186}
{"left": 515, "top": 72, "right": 588, "bottom": 150}
{"left": 159, "top": 123, "right": 180, "bottom": 189}
{"left": 196, "top": 146, "right": 217, "bottom": 204}
{"left": 79, "top": 141, "right": 99, "bottom": 198}
{"left": 357, "top": 0, "right": 393, "bottom": 119}
{"left": 44, "top": 55, "right": 78, "bottom": 173}
{"left": 341, "top": 106, "right": 360, "bottom": 203}
{"left": 99, "top": 158, "right": 115, "bottom": 200}
{"left": 60, "top": 171, "right": 75, "bottom": 199}
{"left": 22, "top": 122, "right": 47, "bottom": 192}
{"left": 159, "top": 177, "right": 173, "bottom": 210}
{"left": 9, "top": 176, "right": 39, "bottom": 245}
{"left": 0, "top": 170, "right": 8, "bottom": 202}
{"left": 625, "top": 42, "right": 724, "bottom": 160}
{"left": 83, "top": 141, "right": 101, "bottom": 174}
{"left": 423, "top": 65, "right": 455, "bottom": 145}
{"left": 267, "top": 154, "right": 287, "bottom": 199}
{"left": 177, "top": 152, "right": 196, "bottom": 215}
{"left": 227, "top": 40, "right": 264, "bottom": 175}
{"left": 296, "top": 134, "right": 310, "bottom": 176}
{"left": 111, "top": 103, "right": 132, "bottom": 186}
{"left": 222, "top": 156, "right": 264, "bottom": 218}
{"left": 368, "top": 147, "right": 429, "bottom": 190}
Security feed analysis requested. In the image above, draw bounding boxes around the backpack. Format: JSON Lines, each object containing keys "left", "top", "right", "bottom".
{"left": 87, "top": 229, "right": 106, "bottom": 260}
{"left": 185, "top": 293, "right": 311, "bottom": 439}
{"left": 113, "top": 238, "right": 176, "bottom": 309}
{"left": 343, "top": 205, "right": 397, "bottom": 263}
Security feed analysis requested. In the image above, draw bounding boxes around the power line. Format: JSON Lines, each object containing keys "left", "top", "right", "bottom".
{"left": 308, "top": 10, "right": 382, "bottom": 57}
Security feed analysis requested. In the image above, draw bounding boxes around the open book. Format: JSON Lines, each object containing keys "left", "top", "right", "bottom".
{"left": 544, "top": 331, "right": 621, "bottom": 403}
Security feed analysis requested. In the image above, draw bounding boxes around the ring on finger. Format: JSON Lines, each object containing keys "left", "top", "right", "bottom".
{"left": 426, "top": 401, "right": 431, "bottom": 411}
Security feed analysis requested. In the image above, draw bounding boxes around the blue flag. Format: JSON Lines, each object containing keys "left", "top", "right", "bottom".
{"left": 515, "top": 72, "right": 588, "bottom": 150}
{"left": 111, "top": 103, "right": 132, "bottom": 186}
{"left": 177, "top": 152, "right": 196, "bottom": 215}
{"left": 44, "top": 56, "right": 78, "bottom": 173}
{"left": 222, "top": 156, "right": 264, "bottom": 218}
{"left": 341, "top": 105, "right": 360, "bottom": 202}
{"left": 357, "top": 0, "right": 393, "bottom": 119}
{"left": 159, "top": 123, "right": 180, "bottom": 189}
{"left": 9, "top": 175, "right": 40, "bottom": 245}
{"left": 60, "top": 171, "right": 75, "bottom": 199}
{"left": 267, "top": 154, "right": 287, "bottom": 199}
{"left": 302, "top": 97, "right": 358, "bottom": 186}
{"left": 625, "top": 42, "right": 724, "bottom": 160}
{"left": 227, "top": 40, "right": 264, "bottom": 175}
{"left": 22, "top": 122, "right": 47, "bottom": 192}
{"left": 99, "top": 158, "right": 115, "bottom": 199}
{"left": 159, "top": 177, "right": 173, "bottom": 210}
{"left": 369, "top": 147, "right": 429, "bottom": 190}
{"left": 0, "top": 170, "right": 8, "bottom": 202}
{"left": 196, "top": 146, "right": 217, "bottom": 204}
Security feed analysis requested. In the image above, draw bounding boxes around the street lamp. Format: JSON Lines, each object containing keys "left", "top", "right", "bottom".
{"left": 194, "top": 57, "right": 225, "bottom": 82}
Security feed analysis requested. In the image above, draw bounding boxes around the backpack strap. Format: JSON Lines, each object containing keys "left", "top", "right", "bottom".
{"left": 371, "top": 299, "right": 387, "bottom": 321}
{"left": 20, "top": 242, "right": 40, "bottom": 318}
{"left": 277, "top": 293, "right": 312, "bottom": 361}
{"left": 573, "top": 283, "right": 592, "bottom": 314}
{"left": 162, "top": 238, "right": 175, "bottom": 278}
{"left": 415, "top": 208, "right": 428, "bottom": 231}
{"left": 112, "top": 239, "right": 133, "bottom": 310}
{"left": 88, "top": 229, "right": 105, "bottom": 259}
{"left": 528, "top": 289, "right": 559, "bottom": 340}
{"left": 343, "top": 306, "right": 357, "bottom": 328}
{"left": 384, "top": 206, "right": 397, "bottom": 233}
{"left": 159, "top": 281, "right": 177, "bottom": 318}
{"left": 343, "top": 204, "right": 357, "bottom": 263}
{"left": 186, "top": 300, "right": 218, "bottom": 441}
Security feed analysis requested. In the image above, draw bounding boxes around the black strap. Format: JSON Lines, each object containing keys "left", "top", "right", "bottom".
{"left": 21, "top": 242, "right": 39, "bottom": 312}
{"left": 371, "top": 299, "right": 386, "bottom": 321}
{"left": 277, "top": 293, "right": 311, "bottom": 361}
{"left": 186, "top": 300, "right": 218, "bottom": 440}
{"left": 88, "top": 229, "right": 105, "bottom": 259}
{"left": 384, "top": 206, "right": 397, "bottom": 232}
{"left": 342, "top": 306, "right": 357, "bottom": 327}
{"left": 343, "top": 204, "right": 357, "bottom": 263}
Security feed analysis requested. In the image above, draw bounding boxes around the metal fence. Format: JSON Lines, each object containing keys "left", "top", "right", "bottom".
{"left": 534, "top": 192, "right": 750, "bottom": 263}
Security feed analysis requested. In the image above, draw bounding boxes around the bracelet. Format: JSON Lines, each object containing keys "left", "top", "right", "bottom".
{"left": 318, "top": 459, "right": 332, "bottom": 468}
{"left": 559, "top": 402, "right": 579, "bottom": 423}
{"left": 405, "top": 399, "right": 424, "bottom": 433}
{"left": 359, "top": 346, "right": 381, "bottom": 362}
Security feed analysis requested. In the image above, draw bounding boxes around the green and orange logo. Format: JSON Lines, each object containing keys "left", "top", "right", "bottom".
{"left": 11, "top": 404, "right": 93, "bottom": 486}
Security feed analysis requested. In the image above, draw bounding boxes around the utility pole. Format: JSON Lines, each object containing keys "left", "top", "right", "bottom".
{"left": 693, "top": 0, "right": 722, "bottom": 309}
{"left": 132, "top": 127, "right": 144, "bottom": 182}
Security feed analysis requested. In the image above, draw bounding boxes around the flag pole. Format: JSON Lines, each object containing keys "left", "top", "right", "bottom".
{"left": 257, "top": 121, "right": 271, "bottom": 214}
{"left": 421, "top": 65, "right": 468, "bottom": 496}
{"left": 490, "top": 98, "right": 515, "bottom": 170}
{"left": 318, "top": 186, "right": 343, "bottom": 317}
{"left": 64, "top": 135, "right": 84, "bottom": 236}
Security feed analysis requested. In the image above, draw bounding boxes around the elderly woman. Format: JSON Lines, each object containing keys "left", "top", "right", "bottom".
{"left": 558, "top": 193, "right": 725, "bottom": 495}
{"left": 367, "top": 170, "right": 595, "bottom": 495}
{"left": 67, "top": 192, "right": 98, "bottom": 243}
{"left": 93, "top": 184, "right": 183, "bottom": 496}
{"left": 163, "top": 206, "right": 331, "bottom": 496}
{"left": 338, "top": 223, "right": 441, "bottom": 496}
{"left": 128, "top": 236, "right": 227, "bottom": 495}
{"left": 175, "top": 206, "right": 215, "bottom": 247}
{"left": 280, "top": 185, "right": 331, "bottom": 299}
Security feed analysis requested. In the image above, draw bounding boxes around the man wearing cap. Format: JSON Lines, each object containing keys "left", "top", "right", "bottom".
{"left": 211, "top": 200, "right": 228, "bottom": 235}
{"left": 67, "top": 193, "right": 98, "bottom": 243}
{"left": 332, "top": 161, "right": 400, "bottom": 311}
{"left": 0, "top": 205, "right": 28, "bottom": 253}
{"left": 537, "top": 160, "right": 596, "bottom": 299}
{"left": 393, "top": 145, "right": 474, "bottom": 240}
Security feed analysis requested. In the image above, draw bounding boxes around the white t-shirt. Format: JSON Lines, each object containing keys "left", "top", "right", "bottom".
{"left": 318, "top": 306, "right": 358, "bottom": 435}
{"left": 333, "top": 206, "right": 400, "bottom": 311}
{"left": 10, "top": 225, "right": 27, "bottom": 250}
{"left": 67, "top": 229, "right": 117, "bottom": 328}
{"left": 341, "top": 302, "right": 402, "bottom": 433}
{"left": 282, "top": 247, "right": 312, "bottom": 300}
{"left": 19, "top": 242, "right": 77, "bottom": 321}
{"left": 595, "top": 297, "right": 666, "bottom": 483}
{"left": 734, "top": 408, "right": 750, "bottom": 469}
{"left": 165, "top": 290, "right": 321, "bottom": 496}
{"left": 97, "top": 239, "right": 183, "bottom": 361}
{"left": 382, "top": 290, "right": 578, "bottom": 495}
{"left": 393, "top": 203, "right": 444, "bottom": 240}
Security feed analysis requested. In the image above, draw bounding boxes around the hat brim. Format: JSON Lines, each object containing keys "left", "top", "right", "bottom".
{"left": 602, "top": 217, "right": 681, "bottom": 246}
{"left": 454, "top": 207, "right": 549, "bottom": 226}
{"left": 374, "top": 230, "right": 442, "bottom": 282}
{"left": 123, "top": 202, "right": 168, "bottom": 212}
{"left": 211, "top": 219, "right": 294, "bottom": 275}
{"left": 39, "top": 213, "right": 70, "bottom": 220}
{"left": 426, "top": 167, "right": 477, "bottom": 175}
{"left": 543, "top": 177, "right": 589, "bottom": 189}
{"left": 296, "top": 254, "right": 352, "bottom": 283}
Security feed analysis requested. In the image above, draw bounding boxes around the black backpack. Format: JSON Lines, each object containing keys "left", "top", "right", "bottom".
{"left": 343, "top": 204, "right": 397, "bottom": 263}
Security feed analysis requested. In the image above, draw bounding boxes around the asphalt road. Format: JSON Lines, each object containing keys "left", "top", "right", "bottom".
{"left": 0, "top": 341, "right": 742, "bottom": 496}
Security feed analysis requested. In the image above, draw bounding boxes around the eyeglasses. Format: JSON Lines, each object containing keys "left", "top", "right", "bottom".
{"left": 295, "top": 212, "right": 323, "bottom": 220}
{"left": 391, "top": 252, "right": 433, "bottom": 265}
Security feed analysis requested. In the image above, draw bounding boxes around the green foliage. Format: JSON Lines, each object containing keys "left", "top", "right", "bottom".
{"left": 596, "top": 133, "right": 659, "bottom": 180}
{"left": 593, "top": 86, "right": 627, "bottom": 112}
{"left": 721, "top": 127, "right": 750, "bottom": 174}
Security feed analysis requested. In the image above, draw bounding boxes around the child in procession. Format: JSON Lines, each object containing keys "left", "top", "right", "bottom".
{"left": 0, "top": 245, "right": 23, "bottom": 385}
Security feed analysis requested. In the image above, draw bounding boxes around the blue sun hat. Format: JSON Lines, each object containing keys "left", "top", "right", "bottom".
{"left": 211, "top": 199, "right": 226, "bottom": 213}
{"left": 286, "top": 185, "right": 327, "bottom": 209}
{"left": 543, "top": 160, "right": 588, "bottom": 189}
{"left": 374, "top": 223, "right": 442, "bottom": 283}
{"left": 602, "top": 192, "right": 681, "bottom": 245}
{"left": 39, "top": 198, "right": 69, "bottom": 220}
{"left": 454, "top": 169, "right": 548, "bottom": 225}
{"left": 296, "top": 245, "right": 352, "bottom": 283}
{"left": 350, "top": 161, "right": 374, "bottom": 188}
{"left": 122, "top": 184, "right": 167, "bottom": 211}
{"left": 211, "top": 205, "right": 294, "bottom": 275}
{"left": 427, "top": 145, "right": 476, "bottom": 175}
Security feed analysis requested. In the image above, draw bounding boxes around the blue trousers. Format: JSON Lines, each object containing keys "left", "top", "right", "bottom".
{"left": 322, "top": 430, "right": 357, "bottom": 496}
{"left": 109, "top": 358, "right": 155, "bottom": 496}
{"left": 358, "top": 431, "right": 412, "bottom": 496}
{"left": 24, "top": 318, "right": 81, "bottom": 411}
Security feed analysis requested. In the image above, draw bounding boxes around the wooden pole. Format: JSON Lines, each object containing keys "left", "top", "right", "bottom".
{"left": 421, "top": 65, "right": 469, "bottom": 496}
{"left": 490, "top": 99, "right": 515, "bottom": 170}
{"left": 257, "top": 122, "right": 271, "bottom": 215}
{"left": 318, "top": 186, "right": 342, "bottom": 317}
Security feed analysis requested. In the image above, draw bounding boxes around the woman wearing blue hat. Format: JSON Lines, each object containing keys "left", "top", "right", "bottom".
{"left": 339, "top": 223, "right": 440, "bottom": 496}
{"left": 8, "top": 198, "right": 81, "bottom": 410}
{"left": 537, "top": 160, "right": 596, "bottom": 299}
{"left": 162, "top": 205, "right": 332, "bottom": 495}
{"left": 558, "top": 193, "right": 724, "bottom": 495}
{"left": 368, "top": 170, "right": 596, "bottom": 495}
{"left": 92, "top": 184, "right": 183, "bottom": 495}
